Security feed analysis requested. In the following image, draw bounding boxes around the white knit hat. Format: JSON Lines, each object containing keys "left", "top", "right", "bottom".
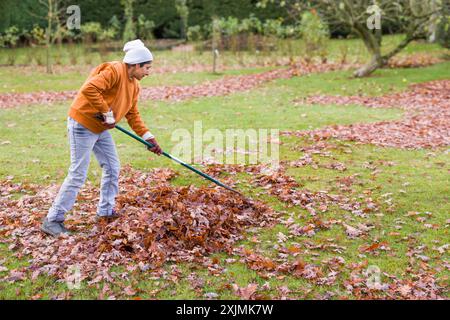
{"left": 123, "top": 39, "right": 153, "bottom": 64}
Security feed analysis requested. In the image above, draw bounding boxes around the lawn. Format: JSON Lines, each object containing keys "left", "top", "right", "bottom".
{"left": 0, "top": 38, "right": 449, "bottom": 299}
{"left": 0, "top": 34, "right": 448, "bottom": 94}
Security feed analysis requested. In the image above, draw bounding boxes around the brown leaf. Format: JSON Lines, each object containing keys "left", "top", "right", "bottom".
{"left": 343, "top": 223, "right": 363, "bottom": 239}
{"left": 232, "top": 283, "right": 258, "bottom": 300}
{"left": 123, "top": 286, "right": 137, "bottom": 296}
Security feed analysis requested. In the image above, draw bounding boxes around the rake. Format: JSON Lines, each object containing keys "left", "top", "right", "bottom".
{"left": 94, "top": 115, "right": 243, "bottom": 196}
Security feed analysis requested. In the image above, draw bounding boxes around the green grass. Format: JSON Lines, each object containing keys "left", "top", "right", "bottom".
{"left": 0, "top": 34, "right": 448, "bottom": 94}
{"left": 2, "top": 62, "right": 449, "bottom": 185}
{"left": 0, "top": 67, "right": 411, "bottom": 185}
{"left": 0, "top": 65, "right": 280, "bottom": 93}
{"left": 277, "top": 61, "right": 450, "bottom": 97}
{"left": 1, "top": 35, "right": 447, "bottom": 67}
{"left": 0, "top": 45, "right": 449, "bottom": 299}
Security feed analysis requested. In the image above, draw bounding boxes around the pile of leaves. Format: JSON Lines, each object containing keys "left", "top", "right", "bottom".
{"left": 139, "top": 68, "right": 294, "bottom": 102}
{"left": 141, "top": 58, "right": 357, "bottom": 102}
{"left": 152, "top": 57, "right": 293, "bottom": 73}
{"left": 6, "top": 56, "right": 295, "bottom": 77}
{"left": 0, "top": 90, "right": 78, "bottom": 110}
{"left": 286, "top": 80, "right": 450, "bottom": 149}
{"left": 0, "top": 61, "right": 350, "bottom": 109}
{"left": 0, "top": 165, "right": 278, "bottom": 284}
{"left": 387, "top": 53, "right": 445, "bottom": 69}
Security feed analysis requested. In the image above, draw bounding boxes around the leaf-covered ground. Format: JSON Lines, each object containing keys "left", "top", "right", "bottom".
{"left": 0, "top": 166, "right": 278, "bottom": 286}
{"left": 286, "top": 80, "right": 450, "bottom": 149}
{"left": 0, "top": 51, "right": 448, "bottom": 299}
{"left": 0, "top": 61, "right": 353, "bottom": 109}
{"left": 205, "top": 159, "right": 448, "bottom": 300}
{"left": 387, "top": 53, "right": 445, "bottom": 69}
{"left": 0, "top": 151, "right": 447, "bottom": 299}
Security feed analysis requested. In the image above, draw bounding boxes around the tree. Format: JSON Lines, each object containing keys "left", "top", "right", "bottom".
{"left": 313, "top": 0, "right": 443, "bottom": 77}
{"left": 211, "top": 16, "right": 221, "bottom": 74}
{"left": 137, "top": 14, "right": 155, "bottom": 40}
{"left": 29, "top": 0, "right": 67, "bottom": 73}
{"left": 435, "top": 0, "right": 450, "bottom": 48}
{"left": 258, "top": 0, "right": 444, "bottom": 77}
{"left": 257, "top": 0, "right": 306, "bottom": 22}
{"left": 299, "top": 10, "right": 329, "bottom": 63}
{"left": 121, "top": 0, "right": 136, "bottom": 42}
{"left": 175, "top": 0, "right": 189, "bottom": 40}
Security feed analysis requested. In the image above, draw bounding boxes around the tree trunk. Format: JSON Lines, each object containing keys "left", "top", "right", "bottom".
{"left": 349, "top": 20, "right": 384, "bottom": 77}
{"left": 46, "top": 37, "right": 52, "bottom": 74}
{"left": 352, "top": 26, "right": 384, "bottom": 77}
{"left": 353, "top": 32, "right": 416, "bottom": 78}
{"left": 212, "top": 49, "right": 218, "bottom": 74}
{"left": 46, "top": 1, "right": 53, "bottom": 74}
{"left": 353, "top": 55, "right": 385, "bottom": 77}
{"left": 352, "top": 22, "right": 416, "bottom": 77}
{"left": 46, "top": 45, "right": 52, "bottom": 74}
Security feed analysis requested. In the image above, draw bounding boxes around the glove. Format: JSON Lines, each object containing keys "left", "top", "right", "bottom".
{"left": 146, "top": 137, "right": 162, "bottom": 156}
{"left": 102, "top": 110, "right": 115, "bottom": 125}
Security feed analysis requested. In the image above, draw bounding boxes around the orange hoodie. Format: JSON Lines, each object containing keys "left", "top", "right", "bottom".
{"left": 68, "top": 61, "right": 151, "bottom": 138}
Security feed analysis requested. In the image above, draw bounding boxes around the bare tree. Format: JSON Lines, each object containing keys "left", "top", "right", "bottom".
{"left": 314, "top": 0, "right": 442, "bottom": 77}
{"left": 211, "top": 16, "right": 221, "bottom": 74}
{"left": 121, "top": 0, "right": 136, "bottom": 42}
{"left": 175, "top": 0, "right": 189, "bottom": 40}
{"left": 29, "top": 0, "right": 67, "bottom": 73}
{"left": 258, "top": 0, "right": 443, "bottom": 77}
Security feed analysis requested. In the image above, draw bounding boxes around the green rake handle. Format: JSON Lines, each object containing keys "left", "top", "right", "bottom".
{"left": 113, "top": 124, "right": 242, "bottom": 195}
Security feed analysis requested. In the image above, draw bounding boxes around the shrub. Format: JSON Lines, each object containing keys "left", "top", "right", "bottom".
{"left": 109, "top": 15, "right": 121, "bottom": 36}
{"left": 68, "top": 45, "right": 78, "bottom": 65}
{"left": 436, "top": 16, "right": 450, "bottom": 48}
{"left": 240, "top": 14, "right": 263, "bottom": 34}
{"left": 300, "top": 10, "right": 330, "bottom": 62}
{"left": 30, "top": 25, "right": 46, "bottom": 46}
{"left": 175, "top": 0, "right": 189, "bottom": 39}
{"left": 0, "top": 26, "right": 21, "bottom": 48}
{"left": 122, "top": 0, "right": 136, "bottom": 42}
{"left": 187, "top": 25, "right": 202, "bottom": 42}
{"left": 137, "top": 14, "right": 155, "bottom": 40}
{"left": 99, "top": 28, "right": 117, "bottom": 42}
{"left": 262, "top": 19, "right": 284, "bottom": 38}
{"left": 80, "top": 22, "right": 103, "bottom": 43}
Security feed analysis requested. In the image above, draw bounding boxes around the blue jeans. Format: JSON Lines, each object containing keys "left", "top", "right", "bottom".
{"left": 47, "top": 117, "right": 120, "bottom": 222}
